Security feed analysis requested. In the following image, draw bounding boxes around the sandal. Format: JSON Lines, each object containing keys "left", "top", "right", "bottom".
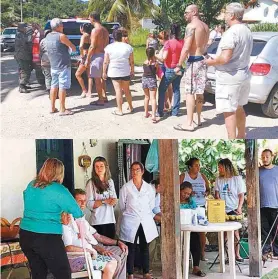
{"left": 173, "top": 124, "right": 195, "bottom": 132}
{"left": 90, "top": 100, "right": 105, "bottom": 106}
{"left": 152, "top": 118, "right": 158, "bottom": 124}
{"left": 79, "top": 92, "right": 88, "bottom": 98}
{"left": 144, "top": 113, "right": 151, "bottom": 118}
{"left": 50, "top": 108, "right": 58, "bottom": 114}
{"left": 192, "top": 270, "right": 206, "bottom": 277}
{"left": 111, "top": 110, "right": 123, "bottom": 116}
{"left": 59, "top": 110, "right": 74, "bottom": 116}
{"left": 143, "top": 273, "right": 153, "bottom": 279}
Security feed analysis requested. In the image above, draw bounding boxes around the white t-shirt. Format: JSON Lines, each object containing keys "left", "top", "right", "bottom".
{"left": 62, "top": 215, "right": 98, "bottom": 252}
{"left": 209, "top": 30, "right": 222, "bottom": 41}
{"left": 86, "top": 179, "right": 117, "bottom": 225}
{"left": 215, "top": 24, "right": 253, "bottom": 84}
{"left": 104, "top": 42, "right": 133, "bottom": 77}
{"left": 214, "top": 175, "right": 245, "bottom": 212}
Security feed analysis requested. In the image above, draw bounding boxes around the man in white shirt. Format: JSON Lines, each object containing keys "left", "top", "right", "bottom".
{"left": 205, "top": 3, "right": 253, "bottom": 139}
{"left": 62, "top": 189, "right": 128, "bottom": 279}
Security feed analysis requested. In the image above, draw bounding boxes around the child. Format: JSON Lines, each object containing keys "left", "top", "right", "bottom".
{"left": 142, "top": 47, "right": 158, "bottom": 123}
{"left": 180, "top": 182, "right": 206, "bottom": 277}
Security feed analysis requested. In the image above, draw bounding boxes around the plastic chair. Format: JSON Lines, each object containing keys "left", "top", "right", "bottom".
{"left": 67, "top": 252, "right": 102, "bottom": 279}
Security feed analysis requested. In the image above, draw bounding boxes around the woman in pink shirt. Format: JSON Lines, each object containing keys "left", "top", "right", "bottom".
{"left": 157, "top": 24, "right": 184, "bottom": 117}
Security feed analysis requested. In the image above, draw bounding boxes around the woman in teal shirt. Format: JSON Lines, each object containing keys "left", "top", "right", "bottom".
{"left": 19, "top": 158, "right": 84, "bottom": 279}
{"left": 180, "top": 182, "right": 206, "bottom": 277}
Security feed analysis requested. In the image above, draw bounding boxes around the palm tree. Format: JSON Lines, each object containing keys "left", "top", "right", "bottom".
{"left": 88, "top": 0, "right": 158, "bottom": 30}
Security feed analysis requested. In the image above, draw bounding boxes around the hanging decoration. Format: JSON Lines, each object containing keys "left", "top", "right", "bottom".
{"left": 78, "top": 142, "right": 92, "bottom": 187}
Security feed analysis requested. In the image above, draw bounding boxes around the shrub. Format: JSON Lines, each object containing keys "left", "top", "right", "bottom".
{"left": 250, "top": 23, "right": 278, "bottom": 32}
{"left": 129, "top": 28, "right": 149, "bottom": 47}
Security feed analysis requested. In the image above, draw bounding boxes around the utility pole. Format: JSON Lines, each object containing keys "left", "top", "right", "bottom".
{"left": 21, "top": 0, "right": 23, "bottom": 22}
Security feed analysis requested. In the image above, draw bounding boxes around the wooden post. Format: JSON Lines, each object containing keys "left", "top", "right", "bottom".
{"left": 159, "top": 139, "right": 182, "bottom": 279}
{"left": 245, "top": 139, "right": 262, "bottom": 277}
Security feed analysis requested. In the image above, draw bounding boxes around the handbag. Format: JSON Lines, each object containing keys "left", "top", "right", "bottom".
{"left": 145, "top": 139, "right": 159, "bottom": 173}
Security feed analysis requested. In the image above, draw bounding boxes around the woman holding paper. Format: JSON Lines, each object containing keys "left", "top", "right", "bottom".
{"left": 180, "top": 157, "right": 210, "bottom": 261}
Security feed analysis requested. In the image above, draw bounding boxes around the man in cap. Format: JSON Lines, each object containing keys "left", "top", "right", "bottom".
{"left": 109, "top": 25, "right": 119, "bottom": 44}
{"left": 14, "top": 22, "right": 33, "bottom": 93}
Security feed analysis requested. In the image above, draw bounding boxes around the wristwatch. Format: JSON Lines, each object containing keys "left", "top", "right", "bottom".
{"left": 176, "top": 64, "right": 182, "bottom": 69}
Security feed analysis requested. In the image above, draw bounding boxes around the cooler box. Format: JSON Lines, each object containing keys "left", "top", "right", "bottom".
{"left": 180, "top": 209, "right": 193, "bottom": 225}
{"left": 207, "top": 200, "right": 225, "bottom": 223}
{"left": 239, "top": 238, "right": 249, "bottom": 259}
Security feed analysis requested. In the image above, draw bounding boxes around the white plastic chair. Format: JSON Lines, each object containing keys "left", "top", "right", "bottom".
{"left": 67, "top": 252, "right": 102, "bottom": 279}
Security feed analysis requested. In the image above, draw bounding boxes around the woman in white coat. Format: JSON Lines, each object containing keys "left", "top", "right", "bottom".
{"left": 119, "top": 161, "right": 158, "bottom": 279}
{"left": 86, "top": 156, "right": 117, "bottom": 238}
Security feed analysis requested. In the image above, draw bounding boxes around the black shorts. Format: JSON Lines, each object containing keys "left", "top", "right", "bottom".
{"left": 110, "top": 76, "right": 130, "bottom": 81}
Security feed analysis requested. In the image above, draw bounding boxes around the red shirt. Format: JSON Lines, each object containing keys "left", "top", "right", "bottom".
{"left": 164, "top": 39, "right": 184, "bottom": 69}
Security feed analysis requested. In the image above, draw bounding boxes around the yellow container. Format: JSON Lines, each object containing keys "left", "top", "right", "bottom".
{"left": 207, "top": 199, "right": 226, "bottom": 223}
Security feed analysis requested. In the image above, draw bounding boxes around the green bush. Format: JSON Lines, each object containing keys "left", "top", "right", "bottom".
{"left": 250, "top": 23, "right": 278, "bottom": 32}
{"left": 130, "top": 28, "right": 149, "bottom": 47}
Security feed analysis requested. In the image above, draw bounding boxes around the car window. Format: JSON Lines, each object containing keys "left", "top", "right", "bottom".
{"left": 207, "top": 38, "right": 267, "bottom": 57}
{"left": 44, "top": 21, "right": 85, "bottom": 35}
{"left": 3, "top": 29, "right": 17, "bottom": 35}
{"left": 207, "top": 39, "right": 220, "bottom": 54}
{"left": 103, "top": 23, "right": 120, "bottom": 34}
{"left": 251, "top": 40, "right": 267, "bottom": 56}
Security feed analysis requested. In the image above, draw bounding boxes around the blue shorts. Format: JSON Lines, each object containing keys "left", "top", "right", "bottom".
{"left": 51, "top": 67, "right": 71, "bottom": 89}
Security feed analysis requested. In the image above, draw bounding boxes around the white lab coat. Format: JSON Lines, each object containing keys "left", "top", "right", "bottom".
{"left": 119, "top": 179, "right": 158, "bottom": 243}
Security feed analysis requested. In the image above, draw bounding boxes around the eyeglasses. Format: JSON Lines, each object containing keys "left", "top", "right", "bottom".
{"left": 131, "top": 168, "right": 142, "bottom": 173}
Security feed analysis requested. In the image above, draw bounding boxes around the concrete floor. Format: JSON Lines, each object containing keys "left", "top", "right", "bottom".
{"left": 2, "top": 251, "right": 277, "bottom": 279}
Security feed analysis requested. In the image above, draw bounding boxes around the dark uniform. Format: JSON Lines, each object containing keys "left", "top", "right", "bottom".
{"left": 14, "top": 23, "right": 33, "bottom": 93}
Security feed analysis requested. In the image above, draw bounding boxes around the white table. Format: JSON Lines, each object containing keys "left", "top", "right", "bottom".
{"left": 181, "top": 222, "right": 242, "bottom": 279}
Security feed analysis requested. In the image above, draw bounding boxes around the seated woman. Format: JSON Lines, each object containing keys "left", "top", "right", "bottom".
{"left": 62, "top": 212, "right": 117, "bottom": 279}
{"left": 180, "top": 181, "right": 206, "bottom": 277}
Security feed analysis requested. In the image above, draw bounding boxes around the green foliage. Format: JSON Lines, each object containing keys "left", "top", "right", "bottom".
{"left": 129, "top": 28, "right": 149, "bottom": 47}
{"left": 1, "top": 0, "right": 88, "bottom": 28}
{"left": 153, "top": 0, "right": 231, "bottom": 32}
{"left": 251, "top": 23, "right": 278, "bottom": 32}
{"left": 179, "top": 139, "right": 246, "bottom": 182}
{"left": 133, "top": 46, "right": 146, "bottom": 65}
{"left": 88, "top": 0, "right": 157, "bottom": 30}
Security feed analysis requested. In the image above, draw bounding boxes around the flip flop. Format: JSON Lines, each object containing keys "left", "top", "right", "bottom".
{"left": 152, "top": 118, "right": 158, "bottom": 124}
{"left": 90, "top": 100, "right": 105, "bottom": 106}
{"left": 144, "top": 113, "right": 152, "bottom": 118}
{"left": 193, "top": 270, "right": 206, "bottom": 277}
{"left": 111, "top": 110, "right": 123, "bottom": 116}
{"left": 103, "top": 97, "right": 109, "bottom": 103}
{"left": 173, "top": 124, "right": 195, "bottom": 132}
{"left": 79, "top": 92, "right": 88, "bottom": 98}
{"left": 59, "top": 110, "right": 74, "bottom": 116}
{"left": 50, "top": 108, "right": 58, "bottom": 114}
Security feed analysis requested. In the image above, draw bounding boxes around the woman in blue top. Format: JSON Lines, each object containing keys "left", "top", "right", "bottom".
{"left": 180, "top": 182, "right": 206, "bottom": 277}
{"left": 19, "top": 158, "right": 84, "bottom": 279}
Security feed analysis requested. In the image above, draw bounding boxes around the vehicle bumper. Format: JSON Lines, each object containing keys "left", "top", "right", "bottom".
{"left": 205, "top": 74, "right": 275, "bottom": 105}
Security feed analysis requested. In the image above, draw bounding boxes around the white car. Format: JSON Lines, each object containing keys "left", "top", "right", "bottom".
{"left": 0, "top": 27, "right": 17, "bottom": 51}
{"left": 205, "top": 32, "right": 278, "bottom": 118}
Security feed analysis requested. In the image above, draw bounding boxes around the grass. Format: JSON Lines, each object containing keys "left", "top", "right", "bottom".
{"left": 130, "top": 28, "right": 149, "bottom": 47}
{"left": 133, "top": 46, "right": 146, "bottom": 66}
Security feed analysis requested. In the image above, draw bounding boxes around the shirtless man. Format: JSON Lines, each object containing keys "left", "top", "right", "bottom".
{"left": 86, "top": 11, "right": 109, "bottom": 106}
{"left": 174, "top": 5, "right": 209, "bottom": 131}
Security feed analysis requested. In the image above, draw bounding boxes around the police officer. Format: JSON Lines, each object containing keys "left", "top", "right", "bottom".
{"left": 14, "top": 23, "right": 33, "bottom": 93}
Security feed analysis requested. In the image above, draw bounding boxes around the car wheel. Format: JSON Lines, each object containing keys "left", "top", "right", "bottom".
{"left": 262, "top": 84, "right": 278, "bottom": 118}
{"left": 35, "top": 68, "right": 45, "bottom": 85}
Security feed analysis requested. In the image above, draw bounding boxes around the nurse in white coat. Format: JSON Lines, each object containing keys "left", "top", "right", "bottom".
{"left": 119, "top": 161, "right": 158, "bottom": 279}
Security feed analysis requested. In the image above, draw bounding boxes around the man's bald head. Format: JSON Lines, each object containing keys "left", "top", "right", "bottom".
{"left": 187, "top": 4, "right": 199, "bottom": 14}
{"left": 184, "top": 4, "right": 199, "bottom": 22}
